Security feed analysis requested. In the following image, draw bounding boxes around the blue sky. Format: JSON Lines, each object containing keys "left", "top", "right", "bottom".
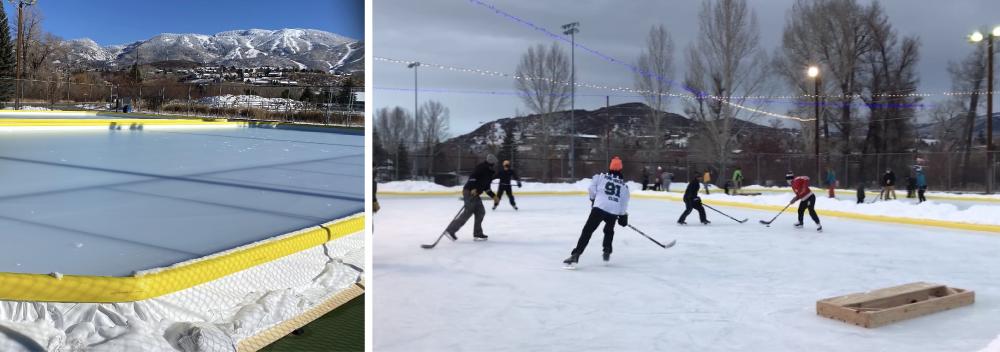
{"left": 1, "top": 0, "right": 363, "bottom": 45}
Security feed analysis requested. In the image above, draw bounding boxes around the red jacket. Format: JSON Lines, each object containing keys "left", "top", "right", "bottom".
{"left": 791, "top": 176, "right": 812, "bottom": 201}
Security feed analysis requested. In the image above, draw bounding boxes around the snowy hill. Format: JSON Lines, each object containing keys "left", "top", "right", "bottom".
{"left": 61, "top": 28, "right": 363, "bottom": 73}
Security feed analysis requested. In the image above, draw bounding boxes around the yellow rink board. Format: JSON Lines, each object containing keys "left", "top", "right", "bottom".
{"left": 378, "top": 190, "right": 1000, "bottom": 234}
{"left": 0, "top": 215, "right": 364, "bottom": 303}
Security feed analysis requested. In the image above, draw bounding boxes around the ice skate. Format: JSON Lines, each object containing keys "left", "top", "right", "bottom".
{"left": 473, "top": 233, "right": 488, "bottom": 241}
{"left": 793, "top": 222, "right": 803, "bottom": 229}
{"left": 445, "top": 231, "right": 458, "bottom": 241}
{"left": 562, "top": 254, "right": 580, "bottom": 269}
{"left": 677, "top": 221, "right": 687, "bottom": 225}
{"left": 602, "top": 252, "right": 610, "bottom": 262}
{"left": 701, "top": 220, "right": 711, "bottom": 225}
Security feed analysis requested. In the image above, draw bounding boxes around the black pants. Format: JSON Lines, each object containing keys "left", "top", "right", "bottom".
{"left": 446, "top": 189, "right": 485, "bottom": 236}
{"left": 678, "top": 198, "right": 707, "bottom": 223}
{"left": 918, "top": 186, "right": 927, "bottom": 203}
{"left": 496, "top": 185, "right": 516, "bottom": 206}
{"left": 798, "top": 193, "right": 820, "bottom": 224}
{"left": 571, "top": 208, "right": 617, "bottom": 255}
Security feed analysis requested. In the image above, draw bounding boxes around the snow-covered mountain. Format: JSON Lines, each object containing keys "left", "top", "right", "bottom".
{"left": 62, "top": 28, "right": 364, "bottom": 73}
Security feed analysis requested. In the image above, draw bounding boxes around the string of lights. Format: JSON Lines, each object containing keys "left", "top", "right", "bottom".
{"left": 377, "top": 56, "right": 986, "bottom": 101}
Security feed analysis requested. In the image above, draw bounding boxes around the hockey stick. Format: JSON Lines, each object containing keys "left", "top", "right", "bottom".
{"left": 421, "top": 205, "right": 466, "bottom": 249}
{"left": 867, "top": 188, "right": 884, "bottom": 204}
{"left": 702, "top": 203, "right": 748, "bottom": 223}
{"left": 759, "top": 202, "right": 793, "bottom": 226}
{"left": 626, "top": 224, "right": 676, "bottom": 249}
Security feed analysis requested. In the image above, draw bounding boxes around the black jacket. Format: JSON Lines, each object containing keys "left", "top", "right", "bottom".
{"left": 883, "top": 172, "right": 896, "bottom": 186}
{"left": 465, "top": 161, "right": 497, "bottom": 196}
{"left": 496, "top": 168, "right": 521, "bottom": 186}
{"left": 683, "top": 179, "right": 701, "bottom": 201}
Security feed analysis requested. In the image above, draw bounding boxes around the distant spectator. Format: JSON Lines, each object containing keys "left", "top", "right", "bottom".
{"left": 654, "top": 166, "right": 664, "bottom": 191}
{"left": 915, "top": 166, "right": 927, "bottom": 203}
{"left": 732, "top": 166, "right": 744, "bottom": 195}
{"left": 641, "top": 166, "right": 650, "bottom": 191}
{"left": 703, "top": 169, "right": 712, "bottom": 195}
{"left": 825, "top": 166, "right": 837, "bottom": 198}
{"left": 882, "top": 168, "right": 897, "bottom": 200}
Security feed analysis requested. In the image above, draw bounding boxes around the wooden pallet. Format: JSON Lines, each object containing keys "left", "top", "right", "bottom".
{"left": 816, "top": 282, "right": 974, "bottom": 328}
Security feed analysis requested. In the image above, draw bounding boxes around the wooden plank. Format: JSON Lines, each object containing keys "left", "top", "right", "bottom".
{"left": 816, "top": 282, "right": 974, "bottom": 328}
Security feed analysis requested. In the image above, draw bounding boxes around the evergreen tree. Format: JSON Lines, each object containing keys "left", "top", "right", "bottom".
{"left": 299, "top": 87, "right": 314, "bottom": 102}
{"left": 0, "top": 6, "right": 16, "bottom": 106}
{"left": 396, "top": 144, "right": 412, "bottom": 180}
{"left": 499, "top": 123, "right": 518, "bottom": 165}
{"left": 337, "top": 78, "right": 355, "bottom": 104}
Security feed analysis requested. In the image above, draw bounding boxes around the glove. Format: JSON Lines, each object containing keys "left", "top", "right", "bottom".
{"left": 374, "top": 200, "right": 380, "bottom": 213}
{"left": 617, "top": 214, "right": 628, "bottom": 227}
{"left": 590, "top": 199, "right": 595, "bottom": 207}
{"left": 517, "top": 181, "right": 522, "bottom": 188}
{"left": 693, "top": 197, "right": 701, "bottom": 203}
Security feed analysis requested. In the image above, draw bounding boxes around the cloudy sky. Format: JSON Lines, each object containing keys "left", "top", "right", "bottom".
{"left": 374, "top": 0, "right": 1000, "bottom": 135}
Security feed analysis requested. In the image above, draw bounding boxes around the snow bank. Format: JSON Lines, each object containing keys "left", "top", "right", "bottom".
{"left": 197, "top": 95, "right": 304, "bottom": 111}
{"left": 2, "top": 106, "right": 51, "bottom": 111}
{"left": 380, "top": 180, "right": 1000, "bottom": 226}
{"left": 981, "top": 335, "right": 1000, "bottom": 352}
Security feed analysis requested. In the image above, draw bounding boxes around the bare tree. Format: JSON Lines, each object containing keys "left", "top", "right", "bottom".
{"left": 417, "top": 100, "right": 450, "bottom": 176}
{"left": 683, "top": 0, "right": 772, "bottom": 180}
{"left": 778, "top": 0, "right": 873, "bottom": 155}
{"left": 375, "top": 106, "right": 414, "bottom": 158}
{"left": 859, "top": 2, "right": 921, "bottom": 158}
{"left": 515, "top": 42, "right": 570, "bottom": 181}
{"left": 634, "top": 24, "right": 675, "bottom": 165}
{"left": 944, "top": 40, "right": 989, "bottom": 186}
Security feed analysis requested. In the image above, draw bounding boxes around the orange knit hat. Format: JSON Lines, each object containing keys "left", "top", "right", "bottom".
{"left": 609, "top": 156, "right": 623, "bottom": 171}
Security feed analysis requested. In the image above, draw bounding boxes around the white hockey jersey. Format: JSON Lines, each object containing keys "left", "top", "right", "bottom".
{"left": 588, "top": 172, "right": 630, "bottom": 215}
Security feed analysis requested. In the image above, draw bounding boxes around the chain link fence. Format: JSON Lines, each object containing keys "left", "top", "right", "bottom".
{"left": 0, "top": 78, "right": 364, "bottom": 127}
{"left": 377, "top": 141, "right": 1000, "bottom": 193}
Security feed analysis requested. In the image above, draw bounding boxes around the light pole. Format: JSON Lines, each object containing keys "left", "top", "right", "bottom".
{"left": 563, "top": 22, "right": 578, "bottom": 179}
{"left": 971, "top": 26, "right": 999, "bottom": 193}
{"left": 808, "top": 65, "right": 821, "bottom": 181}
{"left": 408, "top": 61, "right": 420, "bottom": 178}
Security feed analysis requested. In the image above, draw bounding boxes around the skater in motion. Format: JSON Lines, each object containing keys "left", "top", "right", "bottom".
{"left": 563, "top": 156, "right": 630, "bottom": 266}
{"left": 493, "top": 160, "right": 522, "bottom": 210}
{"left": 788, "top": 174, "right": 822, "bottom": 231}
{"left": 678, "top": 174, "right": 710, "bottom": 225}
{"left": 445, "top": 154, "right": 498, "bottom": 241}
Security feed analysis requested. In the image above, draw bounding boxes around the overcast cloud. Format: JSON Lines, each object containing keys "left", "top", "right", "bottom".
{"left": 374, "top": 0, "right": 1000, "bottom": 135}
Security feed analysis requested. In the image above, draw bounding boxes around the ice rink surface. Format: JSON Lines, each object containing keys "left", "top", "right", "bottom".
{"left": 0, "top": 126, "right": 363, "bottom": 276}
{"left": 374, "top": 195, "right": 1000, "bottom": 351}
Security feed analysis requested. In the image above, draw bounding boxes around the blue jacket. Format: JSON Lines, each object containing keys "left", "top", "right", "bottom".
{"left": 916, "top": 172, "right": 926, "bottom": 188}
{"left": 825, "top": 170, "right": 836, "bottom": 185}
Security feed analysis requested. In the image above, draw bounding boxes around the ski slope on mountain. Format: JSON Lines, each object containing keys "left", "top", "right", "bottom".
{"left": 373, "top": 194, "right": 1000, "bottom": 352}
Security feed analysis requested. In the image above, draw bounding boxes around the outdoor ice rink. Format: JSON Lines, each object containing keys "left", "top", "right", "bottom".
{"left": 374, "top": 194, "right": 1000, "bottom": 351}
{"left": 0, "top": 124, "right": 364, "bottom": 276}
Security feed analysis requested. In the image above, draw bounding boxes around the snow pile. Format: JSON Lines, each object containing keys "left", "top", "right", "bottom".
{"left": 379, "top": 180, "right": 1000, "bottom": 226}
{"left": 0, "top": 230, "right": 364, "bottom": 352}
{"left": 75, "top": 103, "right": 112, "bottom": 110}
{"left": 2, "top": 106, "right": 51, "bottom": 111}
{"left": 981, "top": 335, "right": 1000, "bottom": 352}
{"left": 197, "top": 95, "right": 304, "bottom": 111}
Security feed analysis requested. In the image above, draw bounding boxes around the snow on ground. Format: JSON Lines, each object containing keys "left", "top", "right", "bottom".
{"left": 2, "top": 106, "right": 52, "bottom": 111}
{"left": 197, "top": 94, "right": 304, "bottom": 111}
{"left": 373, "top": 195, "right": 1000, "bottom": 351}
{"left": 380, "top": 180, "right": 1000, "bottom": 226}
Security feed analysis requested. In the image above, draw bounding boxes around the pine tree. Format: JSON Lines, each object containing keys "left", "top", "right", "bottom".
{"left": 499, "top": 123, "right": 518, "bottom": 165}
{"left": 396, "top": 144, "right": 412, "bottom": 180}
{"left": 0, "top": 6, "right": 15, "bottom": 106}
{"left": 299, "top": 87, "right": 314, "bottom": 101}
{"left": 337, "top": 78, "right": 355, "bottom": 104}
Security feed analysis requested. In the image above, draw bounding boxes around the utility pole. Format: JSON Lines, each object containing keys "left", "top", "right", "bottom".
{"left": 563, "top": 22, "right": 579, "bottom": 179}
{"left": 408, "top": 62, "right": 421, "bottom": 178}
{"left": 13, "top": 1, "right": 37, "bottom": 110}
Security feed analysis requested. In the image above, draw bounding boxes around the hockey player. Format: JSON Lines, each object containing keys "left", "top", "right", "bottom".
{"left": 856, "top": 181, "right": 866, "bottom": 204}
{"left": 493, "top": 160, "right": 522, "bottom": 210}
{"left": 702, "top": 169, "right": 712, "bottom": 194}
{"left": 789, "top": 175, "right": 822, "bottom": 231}
{"left": 563, "top": 156, "right": 630, "bottom": 266}
{"left": 678, "top": 174, "right": 710, "bottom": 225}
{"left": 825, "top": 166, "right": 837, "bottom": 198}
{"left": 654, "top": 166, "right": 664, "bottom": 191}
{"left": 445, "top": 154, "right": 498, "bottom": 241}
